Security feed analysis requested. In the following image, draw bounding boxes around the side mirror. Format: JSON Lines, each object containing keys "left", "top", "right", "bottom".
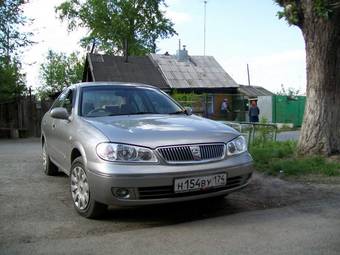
{"left": 184, "top": 107, "right": 192, "bottom": 115}
{"left": 50, "top": 107, "right": 69, "bottom": 120}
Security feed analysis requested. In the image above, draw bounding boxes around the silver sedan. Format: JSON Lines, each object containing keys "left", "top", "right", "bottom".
{"left": 41, "top": 82, "right": 253, "bottom": 218}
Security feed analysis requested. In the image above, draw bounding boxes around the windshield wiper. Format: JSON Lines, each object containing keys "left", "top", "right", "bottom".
{"left": 168, "top": 110, "right": 186, "bottom": 115}
{"left": 133, "top": 111, "right": 158, "bottom": 115}
{"left": 109, "top": 111, "right": 157, "bottom": 116}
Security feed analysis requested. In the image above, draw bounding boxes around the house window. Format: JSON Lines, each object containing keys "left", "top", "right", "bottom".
{"left": 207, "top": 95, "right": 214, "bottom": 114}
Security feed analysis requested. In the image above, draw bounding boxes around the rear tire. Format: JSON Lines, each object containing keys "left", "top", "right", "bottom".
{"left": 70, "top": 156, "right": 107, "bottom": 219}
{"left": 42, "top": 142, "right": 59, "bottom": 176}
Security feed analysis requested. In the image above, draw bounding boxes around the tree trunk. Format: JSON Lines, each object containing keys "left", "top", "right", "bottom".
{"left": 297, "top": 1, "right": 340, "bottom": 156}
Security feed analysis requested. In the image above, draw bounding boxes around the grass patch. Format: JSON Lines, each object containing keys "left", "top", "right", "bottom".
{"left": 250, "top": 141, "right": 340, "bottom": 177}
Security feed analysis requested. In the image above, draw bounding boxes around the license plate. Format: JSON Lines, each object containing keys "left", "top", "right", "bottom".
{"left": 174, "top": 173, "right": 227, "bottom": 193}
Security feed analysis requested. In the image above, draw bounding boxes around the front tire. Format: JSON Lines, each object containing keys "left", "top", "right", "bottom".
{"left": 70, "top": 157, "right": 107, "bottom": 219}
{"left": 42, "top": 142, "right": 58, "bottom": 176}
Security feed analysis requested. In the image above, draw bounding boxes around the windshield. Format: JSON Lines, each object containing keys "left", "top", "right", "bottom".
{"left": 80, "top": 86, "right": 184, "bottom": 117}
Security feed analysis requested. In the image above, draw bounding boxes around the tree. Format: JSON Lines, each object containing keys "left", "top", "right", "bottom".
{"left": 0, "top": 0, "right": 33, "bottom": 59}
{"left": 55, "top": 0, "right": 176, "bottom": 57}
{"left": 38, "top": 50, "right": 84, "bottom": 99}
{"left": 0, "top": 56, "right": 26, "bottom": 102}
{"left": 0, "top": 0, "right": 33, "bottom": 101}
{"left": 276, "top": 0, "right": 340, "bottom": 156}
{"left": 277, "top": 84, "right": 301, "bottom": 98}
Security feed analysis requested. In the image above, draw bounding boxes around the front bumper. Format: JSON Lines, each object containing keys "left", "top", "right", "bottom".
{"left": 86, "top": 152, "right": 253, "bottom": 206}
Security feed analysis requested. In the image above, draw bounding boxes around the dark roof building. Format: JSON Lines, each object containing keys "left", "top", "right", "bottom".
{"left": 82, "top": 51, "right": 273, "bottom": 96}
{"left": 83, "top": 48, "right": 239, "bottom": 93}
{"left": 83, "top": 54, "right": 169, "bottom": 90}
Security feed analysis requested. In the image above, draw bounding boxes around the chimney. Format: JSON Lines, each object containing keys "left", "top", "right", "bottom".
{"left": 176, "top": 45, "right": 189, "bottom": 62}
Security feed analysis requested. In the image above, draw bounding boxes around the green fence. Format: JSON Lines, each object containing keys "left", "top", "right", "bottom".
{"left": 272, "top": 96, "right": 306, "bottom": 127}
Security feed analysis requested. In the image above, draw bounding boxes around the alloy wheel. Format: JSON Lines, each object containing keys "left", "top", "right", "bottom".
{"left": 71, "top": 166, "right": 90, "bottom": 210}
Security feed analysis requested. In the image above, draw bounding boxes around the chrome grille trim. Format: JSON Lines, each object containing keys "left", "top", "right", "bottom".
{"left": 156, "top": 143, "right": 225, "bottom": 164}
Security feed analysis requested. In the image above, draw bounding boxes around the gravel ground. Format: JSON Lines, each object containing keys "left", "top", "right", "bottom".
{"left": 0, "top": 138, "right": 339, "bottom": 254}
{"left": 277, "top": 130, "right": 300, "bottom": 141}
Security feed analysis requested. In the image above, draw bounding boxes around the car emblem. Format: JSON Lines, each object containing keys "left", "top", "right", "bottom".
{"left": 190, "top": 146, "right": 201, "bottom": 160}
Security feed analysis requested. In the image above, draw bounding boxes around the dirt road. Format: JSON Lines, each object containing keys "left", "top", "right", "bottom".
{"left": 1, "top": 138, "right": 339, "bottom": 255}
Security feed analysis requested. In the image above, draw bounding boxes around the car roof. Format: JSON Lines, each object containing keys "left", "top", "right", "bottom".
{"left": 70, "top": 82, "right": 159, "bottom": 90}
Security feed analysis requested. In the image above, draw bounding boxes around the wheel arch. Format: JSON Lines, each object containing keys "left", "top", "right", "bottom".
{"left": 41, "top": 133, "right": 45, "bottom": 147}
{"left": 70, "top": 142, "right": 88, "bottom": 167}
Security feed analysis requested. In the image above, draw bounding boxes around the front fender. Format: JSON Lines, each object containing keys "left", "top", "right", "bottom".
{"left": 71, "top": 141, "right": 88, "bottom": 168}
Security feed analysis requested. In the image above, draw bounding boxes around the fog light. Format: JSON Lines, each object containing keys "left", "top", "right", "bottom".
{"left": 115, "top": 188, "right": 130, "bottom": 199}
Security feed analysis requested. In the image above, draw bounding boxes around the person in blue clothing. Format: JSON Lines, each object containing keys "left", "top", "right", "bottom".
{"left": 249, "top": 100, "right": 260, "bottom": 122}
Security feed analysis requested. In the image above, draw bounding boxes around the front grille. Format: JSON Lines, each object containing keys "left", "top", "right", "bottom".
{"left": 138, "top": 175, "right": 246, "bottom": 200}
{"left": 157, "top": 144, "right": 225, "bottom": 163}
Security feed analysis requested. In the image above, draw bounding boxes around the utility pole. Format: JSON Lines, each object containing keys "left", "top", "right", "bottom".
{"left": 124, "top": 38, "right": 129, "bottom": 63}
{"left": 203, "top": 0, "right": 207, "bottom": 56}
{"left": 247, "top": 64, "right": 251, "bottom": 86}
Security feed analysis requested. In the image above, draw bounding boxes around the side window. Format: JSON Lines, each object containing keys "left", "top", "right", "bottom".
{"left": 51, "top": 89, "right": 73, "bottom": 114}
{"left": 64, "top": 90, "right": 73, "bottom": 114}
{"left": 51, "top": 90, "right": 68, "bottom": 110}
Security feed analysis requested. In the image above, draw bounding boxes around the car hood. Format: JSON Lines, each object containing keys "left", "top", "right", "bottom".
{"left": 83, "top": 114, "right": 239, "bottom": 148}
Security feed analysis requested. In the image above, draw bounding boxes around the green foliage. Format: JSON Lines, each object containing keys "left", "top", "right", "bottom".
{"left": 250, "top": 141, "right": 296, "bottom": 164}
{"left": 276, "top": 1, "right": 300, "bottom": 25}
{"left": 0, "top": 0, "right": 33, "bottom": 101}
{"left": 38, "top": 50, "right": 84, "bottom": 99}
{"left": 252, "top": 117, "right": 276, "bottom": 145}
{"left": 277, "top": 84, "right": 300, "bottom": 97}
{"left": 250, "top": 141, "right": 340, "bottom": 176}
{"left": 0, "top": 56, "right": 26, "bottom": 101}
{"left": 0, "top": 0, "right": 33, "bottom": 58}
{"left": 55, "top": 0, "right": 177, "bottom": 56}
{"left": 314, "top": 0, "right": 333, "bottom": 19}
{"left": 171, "top": 90, "right": 203, "bottom": 107}
{"left": 275, "top": 0, "right": 335, "bottom": 26}
{"left": 270, "top": 156, "right": 340, "bottom": 176}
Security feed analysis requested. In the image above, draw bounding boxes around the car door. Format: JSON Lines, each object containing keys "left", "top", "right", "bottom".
{"left": 44, "top": 89, "right": 69, "bottom": 166}
{"left": 51, "top": 89, "right": 76, "bottom": 172}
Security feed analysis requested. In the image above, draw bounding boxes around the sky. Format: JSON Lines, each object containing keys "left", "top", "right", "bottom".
{"left": 21, "top": 0, "right": 306, "bottom": 94}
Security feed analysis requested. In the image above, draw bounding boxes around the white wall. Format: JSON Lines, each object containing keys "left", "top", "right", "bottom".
{"left": 257, "top": 96, "right": 273, "bottom": 122}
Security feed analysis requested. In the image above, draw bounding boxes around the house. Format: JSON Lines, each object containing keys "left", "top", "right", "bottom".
{"left": 148, "top": 47, "right": 241, "bottom": 118}
{"left": 82, "top": 48, "right": 272, "bottom": 121}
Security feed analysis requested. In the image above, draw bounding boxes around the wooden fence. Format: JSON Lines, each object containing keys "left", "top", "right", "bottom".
{"left": 0, "top": 96, "right": 53, "bottom": 138}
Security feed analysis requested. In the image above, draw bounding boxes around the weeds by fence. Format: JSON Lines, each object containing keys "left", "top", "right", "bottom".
{"left": 220, "top": 120, "right": 278, "bottom": 147}
{"left": 249, "top": 140, "right": 340, "bottom": 177}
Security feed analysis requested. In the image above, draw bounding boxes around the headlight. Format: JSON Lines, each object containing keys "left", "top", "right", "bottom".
{"left": 96, "top": 143, "right": 158, "bottom": 163}
{"left": 226, "top": 136, "right": 247, "bottom": 156}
